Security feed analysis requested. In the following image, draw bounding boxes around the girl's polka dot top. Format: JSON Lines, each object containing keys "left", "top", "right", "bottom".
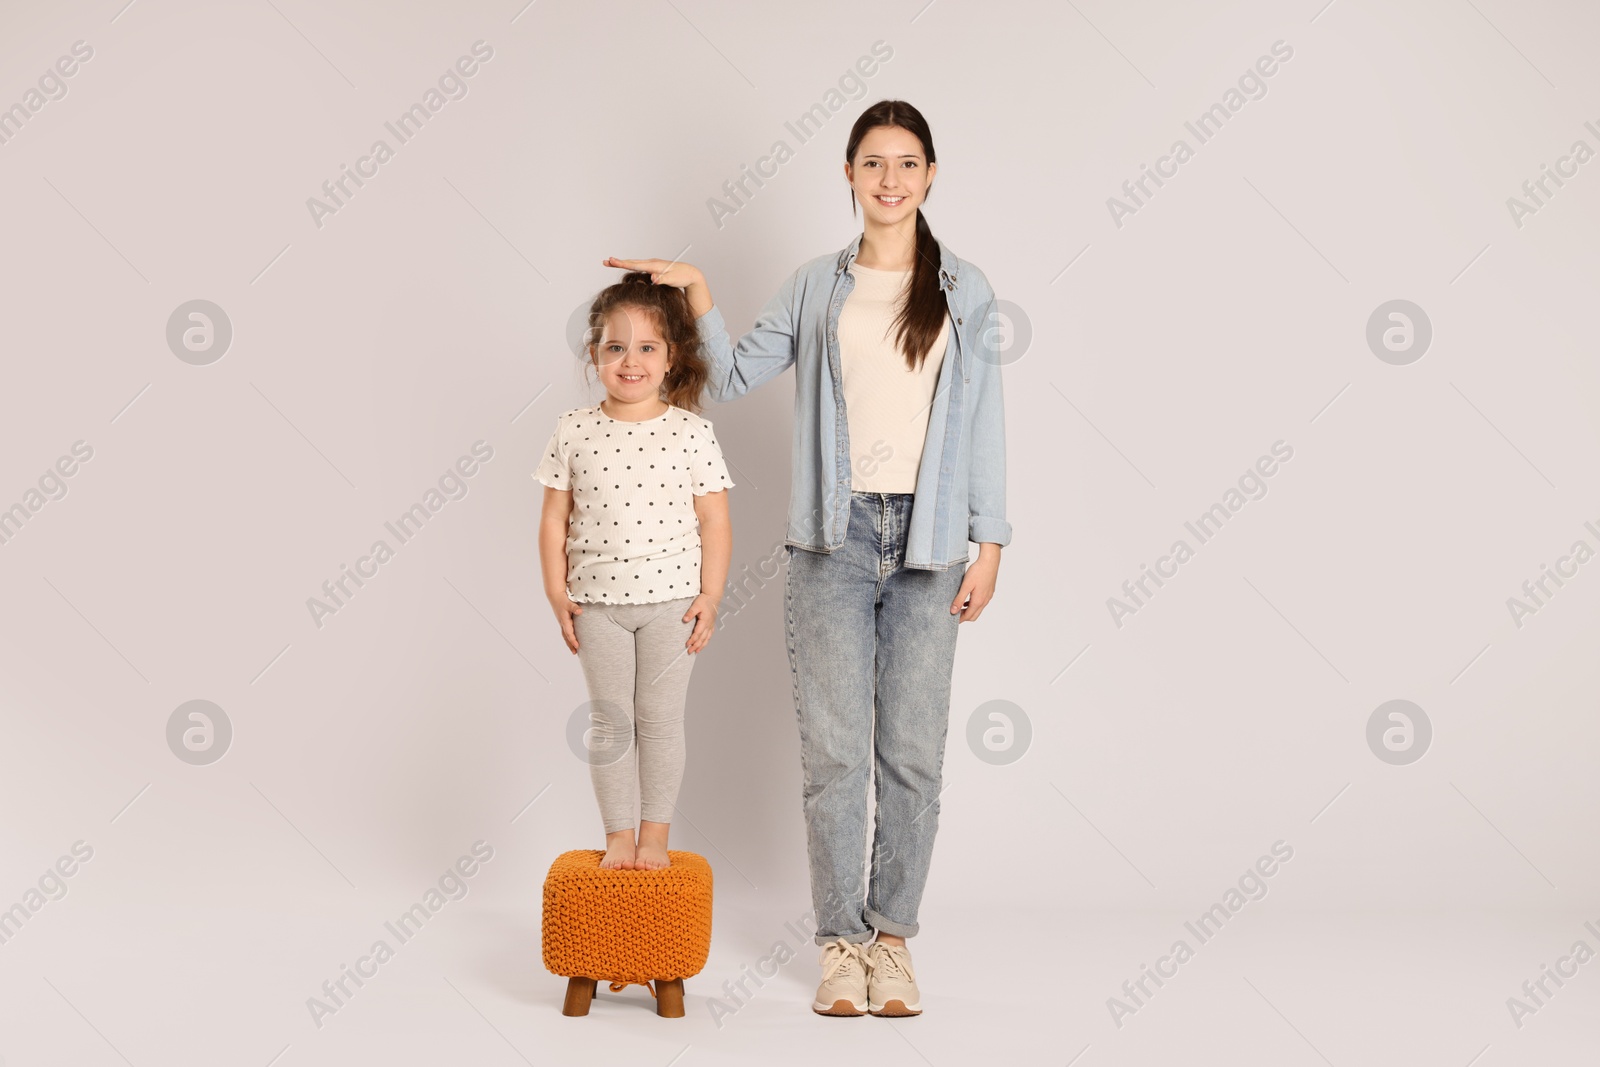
{"left": 534, "top": 403, "right": 733, "bottom": 605}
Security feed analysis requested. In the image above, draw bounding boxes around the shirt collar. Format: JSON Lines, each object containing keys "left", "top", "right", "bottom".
{"left": 836, "top": 230, "right": 957, "bottom": 288}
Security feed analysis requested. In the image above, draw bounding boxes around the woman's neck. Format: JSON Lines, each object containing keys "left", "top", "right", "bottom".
{"left": 854, "top": 216, "right": 920, "bottom": 271}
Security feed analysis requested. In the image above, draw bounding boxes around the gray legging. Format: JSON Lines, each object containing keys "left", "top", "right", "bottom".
{"left": 571, "top": 596, "right": 699, "bottom": 833}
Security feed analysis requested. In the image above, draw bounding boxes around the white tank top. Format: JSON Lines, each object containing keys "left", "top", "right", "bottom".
{"left": 838, "top": 262, "right": 950, "bottom": 492}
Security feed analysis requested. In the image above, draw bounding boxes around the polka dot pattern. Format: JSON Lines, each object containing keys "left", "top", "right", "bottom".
{"left": 533, "top": 404, "right": 733, "bottom": 606}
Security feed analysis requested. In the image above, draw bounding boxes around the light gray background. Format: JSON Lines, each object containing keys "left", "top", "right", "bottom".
{"left": 1, "top": 0, "right": 1597, "bottom": 1063}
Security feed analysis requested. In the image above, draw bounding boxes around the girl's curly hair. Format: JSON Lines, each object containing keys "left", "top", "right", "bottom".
{"left": 579, "top": 272, "right": 710, "bottom": 415}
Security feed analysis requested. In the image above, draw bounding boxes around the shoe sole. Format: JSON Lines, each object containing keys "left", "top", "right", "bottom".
{"left": 870, "top": 999, "right": 921, "bottom": 1017}
{"left": 813, "top": 998, "right": 868, "bottom": 1016}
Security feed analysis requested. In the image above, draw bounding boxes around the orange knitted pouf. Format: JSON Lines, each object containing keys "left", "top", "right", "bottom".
{"left": 541, "top": 849, "right": 713, "bottom": 1017}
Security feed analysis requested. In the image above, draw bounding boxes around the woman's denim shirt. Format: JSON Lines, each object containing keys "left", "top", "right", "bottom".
{"left": 696, "top": 232, "right": 1011, "bottom": 571}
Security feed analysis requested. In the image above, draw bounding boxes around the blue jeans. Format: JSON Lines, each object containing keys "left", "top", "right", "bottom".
{"left": 784, "top": 491, "right": 968, "bottom": 946}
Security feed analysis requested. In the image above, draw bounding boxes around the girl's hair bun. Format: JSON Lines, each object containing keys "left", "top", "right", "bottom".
{"left": 619, "top": 270, "right": 653, "bottom": 286}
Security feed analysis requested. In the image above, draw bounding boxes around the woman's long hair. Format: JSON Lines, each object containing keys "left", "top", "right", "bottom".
{"left": 580, "top": 272, "right": 710, "bottom": 415}
{"left": 845, "top": 100, "right": 945, "bottom": 372}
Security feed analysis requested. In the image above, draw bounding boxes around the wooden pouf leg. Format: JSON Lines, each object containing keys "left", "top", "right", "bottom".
{"left": 562, "top": 976, "right": 596, "bottom": 1016}
{"left": 655, "top": 978, "right": 685, "bottom": 1018}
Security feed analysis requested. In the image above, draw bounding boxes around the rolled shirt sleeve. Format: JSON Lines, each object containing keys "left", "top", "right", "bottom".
{"left": 966, "top": 292, "right": 1012, "bottom": 547}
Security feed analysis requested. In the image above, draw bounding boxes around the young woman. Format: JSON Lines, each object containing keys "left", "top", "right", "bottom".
{"left": 605, "top": 99, "right": 1010, "bottom": 1018}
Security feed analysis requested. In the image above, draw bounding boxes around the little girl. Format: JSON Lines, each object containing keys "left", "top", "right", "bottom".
{"left": 535, "top": 271, "right": 733, "bottom": 871}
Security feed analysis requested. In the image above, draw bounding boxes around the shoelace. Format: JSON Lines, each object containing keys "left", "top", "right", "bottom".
{"left": 869, "top": 943, "right": 915, "bottom": 982}
{"left": 820, "top": 939, "right": 873, "bottom": 983}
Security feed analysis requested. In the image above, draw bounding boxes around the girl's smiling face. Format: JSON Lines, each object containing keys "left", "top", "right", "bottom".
{"left": 845, "top": 124, "right": 936, "bottom": 223}
{"left": 591, "top": 305, "right": 670, "bottom": 401}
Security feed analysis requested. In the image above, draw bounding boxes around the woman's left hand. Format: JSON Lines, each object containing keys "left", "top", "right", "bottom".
{"left": 951, "top": 547, "right": 1000, "bottom": 622}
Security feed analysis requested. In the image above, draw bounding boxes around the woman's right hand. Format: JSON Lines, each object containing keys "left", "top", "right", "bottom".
{"left": 602, "top": 256, "right": 703, "bottom": 289}
{"left": 551, "top": 596, "right": 583, "bottom": 653}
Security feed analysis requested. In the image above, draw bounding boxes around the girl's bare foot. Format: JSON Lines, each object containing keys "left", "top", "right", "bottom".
{"left": 600, "top": 829, "right": 636, "bottom": 869}
{"left": 635, "top": 820, "right": 671, "bottom": 870}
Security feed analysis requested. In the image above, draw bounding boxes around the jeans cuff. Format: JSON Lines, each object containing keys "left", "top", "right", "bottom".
{"left": 863, "top": 906, "right": 918, "bottom": 939}
{"left": 813, "top": 928, "right": 875, "bottom": 947}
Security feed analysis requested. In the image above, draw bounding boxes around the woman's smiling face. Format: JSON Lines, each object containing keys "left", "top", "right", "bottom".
{"left": 846, "top": 124, "right": 936, "bottom": 223}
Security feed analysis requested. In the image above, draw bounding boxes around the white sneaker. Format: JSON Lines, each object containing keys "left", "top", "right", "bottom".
{"left": 865, "top": 940, "right": 922, "bottom": 1016}
{"left": 813, "top": 937, "right": 873, "bottom": 1016}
